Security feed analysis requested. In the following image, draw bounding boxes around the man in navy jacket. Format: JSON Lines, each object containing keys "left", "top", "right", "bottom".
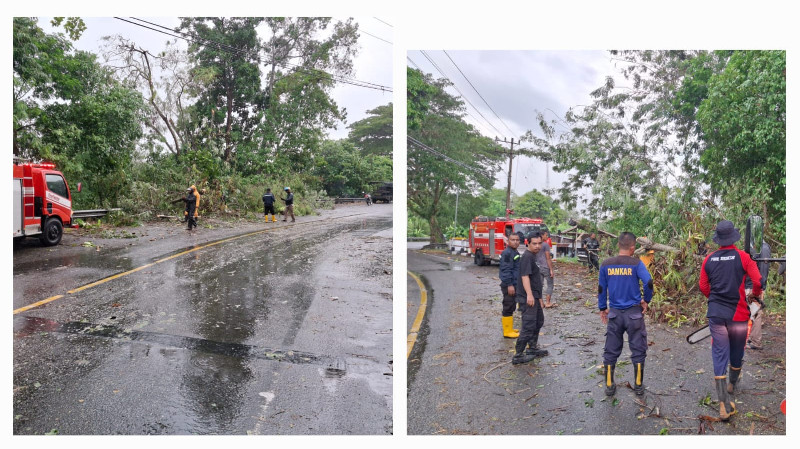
{"left": 598, "top": 232, "right": 653, "bottom": 397}
{"left": 499, "top": 233, "right": 521, "bottom": 338}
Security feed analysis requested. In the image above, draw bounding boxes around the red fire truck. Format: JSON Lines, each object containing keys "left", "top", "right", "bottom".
{"left": 13, "top": 161, "right": 75, "bottom": 246}
{"left": 469, "top": 215, "right": 549, "bottom": 265}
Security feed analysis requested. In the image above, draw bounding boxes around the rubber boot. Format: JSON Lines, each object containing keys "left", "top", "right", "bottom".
{"left": 633, "top": 362, "right": 645, "bottom": 396}
{"left": 502, "top": 316, "right": 519, "bottom": 338}
{"left": 603, "top": 363, "right": 617, "bottom": 396}
{"left": 525, "top": 334, "right": 549, "bottom": 357}
{"left": 715, "top": 375, "right": 737, "bottom": 421}
{"left": 512, "top": 340, "right": 535, "bottom": 365}
{"left": 265, "top": 215, "right": 269, "bottom": 223}
{"left": 728, "top": 366, "right": 741, "bottom": 396}
{"left": 272, "top": 215, "right": 277, "bottom": 222}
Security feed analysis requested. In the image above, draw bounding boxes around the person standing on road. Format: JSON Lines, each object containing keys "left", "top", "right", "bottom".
{"left": 699, "top": 220, "right": 762, "bottom": 421}
{"left": 364, "top": 192, "right": 372, "bottom": 206}
{"left": 262, "top": 188, "right": 277, "bottom": 222}
{"left": 745, "top": 240, "right": 770, "bottom": 350}
{"left": 499, "top": 233, "right": 522, "bottom": 338}
{"left": 598, "top": 232, "right": 653, "bottom": 397}
{"left": 538, "top": 230, "right": 556, "bottom": 308}
{"left": 183, "top": 186, "right": 197, "bottom": 231}
{"left": 512, "top": 232, "right": 548, "bottom": 365}
{"left": 281, "top": 187, "right": 295, "bottom": 222}
{"left": 585, "top": 233, "right": 600, "bottom": 272}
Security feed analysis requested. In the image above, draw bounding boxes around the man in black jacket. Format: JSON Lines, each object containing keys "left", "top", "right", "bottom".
{"left": 585, "top": 233, "right": 600, "bottom": 272}
{"left": 512, "top": 232, "right": 548, "bottom": 365}
{"left": 184, "top": 187, "right": 197, "bottom": 230}
{"left": 262, "top": 188, "right": 277, "bottom": 223}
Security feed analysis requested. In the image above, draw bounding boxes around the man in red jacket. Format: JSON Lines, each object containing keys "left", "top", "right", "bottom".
{"left": 699, "top": 220, "right": 762, "bottom": 421}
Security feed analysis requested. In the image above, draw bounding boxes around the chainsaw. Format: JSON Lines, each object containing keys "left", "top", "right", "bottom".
{"left": 686, "top": 297, "right": 763, "bottom": 344}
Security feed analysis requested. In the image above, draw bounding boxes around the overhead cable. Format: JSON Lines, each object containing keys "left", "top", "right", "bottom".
{"left": 443, "top": 50, "right": 517, "bottom": 136}
{"left": 407, "top": 136, "right": 488, "bottom": 176}
{"left": 419, "top": 50, "right": 507, "bottom": 139}
{"left": 115, "top": 17, "right": 392, "bottom": 93}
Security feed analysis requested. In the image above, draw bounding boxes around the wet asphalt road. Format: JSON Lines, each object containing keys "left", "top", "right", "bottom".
{"left": 406, "top": 248, "right": 786, "bottom": 435}
{"left": 13, "top": 205, "right": 393, "bottom": 435}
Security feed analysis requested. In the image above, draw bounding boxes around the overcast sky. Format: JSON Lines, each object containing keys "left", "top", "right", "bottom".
{"left": 38, "top": 16, "right": 393, "bottom": 140}
{"left": 408, "top": 50, "right": 620, "bottom": 202}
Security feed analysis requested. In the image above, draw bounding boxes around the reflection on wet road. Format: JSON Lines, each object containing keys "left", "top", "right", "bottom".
{"left": 13, "top": 210, "right": 393, "bottom": 435}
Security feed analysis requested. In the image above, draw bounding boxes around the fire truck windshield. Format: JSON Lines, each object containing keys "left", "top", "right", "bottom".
{"left": 514, "top": 223, "right": 548, "bottom": 237}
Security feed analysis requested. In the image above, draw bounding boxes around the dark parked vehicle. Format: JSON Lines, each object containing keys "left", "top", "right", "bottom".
{"left": 370, "top": 182, "right": 392, "bottom": 203}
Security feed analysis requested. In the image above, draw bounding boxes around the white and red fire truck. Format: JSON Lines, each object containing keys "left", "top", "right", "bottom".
{"left": 469, "top": 215, "right": 549, "bottom": 265}
{"left": 13, "top": 161, "right": 75, "bottom": 246}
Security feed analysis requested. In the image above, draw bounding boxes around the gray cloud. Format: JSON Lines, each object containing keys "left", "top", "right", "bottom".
{"left": 409, "top": 50, "right": 621, "bottom": 205}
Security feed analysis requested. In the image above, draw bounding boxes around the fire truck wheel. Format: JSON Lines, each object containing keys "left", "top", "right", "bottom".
{"left": 39, "top": 218, "right": 63, "bottom": 247}
{"left": 475, "top": 249, "right": 486, "bottom": 266}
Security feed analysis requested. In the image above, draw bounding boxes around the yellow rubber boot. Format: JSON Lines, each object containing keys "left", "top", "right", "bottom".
{"left": 715, "top": 375, "right": 737, "bottom": 421}
{"left": 272, "top": 215, "right": 277, "bottom": 222}
{"left": 265, "top": 216, "right": 269, "bottom": 223}
{"left": 502, "top": 316, "right": 520, "bottom": 338}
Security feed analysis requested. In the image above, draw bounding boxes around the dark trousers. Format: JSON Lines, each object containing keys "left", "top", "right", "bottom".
{"left": 515, "top": 299, "right": 544, "bottom": 353}
{"left": 589, "top": 254, "right": 599, "bottom": 271}
{"left": 603, "top": 305, "right": 647, "bottom": 364}
{"left": 708, "top": 316, "right": 748, "bottom": 376}
{"left": 501, "top": 285, "right": 517, "bottom": 317}
{"left": 264, "top": 205, "right": 275, "bottom": 215}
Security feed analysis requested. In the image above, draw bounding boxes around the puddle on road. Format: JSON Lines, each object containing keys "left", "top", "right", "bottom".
{"left": 14, "top": 216, "right": 390, "bottom": 435}
{"left": 14, "top": 315, "right": 342, "bottom": 369}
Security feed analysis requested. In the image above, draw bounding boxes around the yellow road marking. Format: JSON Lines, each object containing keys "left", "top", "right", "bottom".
{"left": 407, "top": 271, "right": 428, "bottom": 358}
{"left": 12, "top": 295, "right": 64, "bottom": 314}
{"left": 14, "top": 213, "right": 366, "bottom": 315}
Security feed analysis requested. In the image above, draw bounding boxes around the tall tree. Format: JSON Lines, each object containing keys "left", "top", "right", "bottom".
{"left": 247, "top": 18, "right": 359, "bottom": 175}
{"left": 514, "top": 189, "right": 567, "bottom": 227}
{"left": 178, "top": 17, "right": 263, "bottom": 163}
{"left": 101, "top": 37, "right": 202, "bottom": 159}
{"left": 312, "top": 139, "right": 391, "bottom": 197}
{"left": 348, "top": 103, "right": 393, "bottom": 157}
{"left": 528, "top": 50, "right": 785, "bottom": 244}
{"left": 13, "top": 18, "right": 146, "bottom": 207}
{"left": 697, "top": 50, "right": 786, "bottom": 241}
{"left": 13, "top": 17, "right": 72, "bottom": 157}
{"left": 407, "top": 68, "right": 505, "bottom": 243}
{"left": 407, "top": 66, "right": 436, "bottom": 131}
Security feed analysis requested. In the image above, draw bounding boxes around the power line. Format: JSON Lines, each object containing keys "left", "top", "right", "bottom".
{"left": 408, "top": 55, "right": 498, "bottom": 138}
{"left": 419, "top": 50, "right": 507, "bottom": 139}
{"left": 407, "top": 136, "right": 488, "bottom": 176}
{"left": 373, "top": 17, "right": 393, "bottom": 28}
{"left": 115, "top": 17, "right": 392, "bottom": 93}
{"left": 122, "top": 17, "right": 257, "bottom": 60}
{"left": 360, "top": 29, "right": 392, "bottom": 45}
{"left": 442, "top": 50, "right": 517, "bottom": 137}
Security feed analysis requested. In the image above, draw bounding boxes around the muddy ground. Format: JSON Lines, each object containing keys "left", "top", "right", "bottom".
{"left": 407, "top": 249, "right": 786, "bottom": 435}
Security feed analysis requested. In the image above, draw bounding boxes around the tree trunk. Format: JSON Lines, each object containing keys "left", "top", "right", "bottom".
{"left": 429, "top": 215, "right": 444, "bottom": 245}
{"left": 633, "top": 237, "right": 680, "bottom": 255}
{"left": 224, "top": 81, "right": 233, "bottom": 162}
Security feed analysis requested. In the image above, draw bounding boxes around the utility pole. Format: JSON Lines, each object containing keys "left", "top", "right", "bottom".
{"left": 496, "top": 137, "right": 516, "bottom": 217}
{"left": 453, "top": 188, "right": 460, "bottom": 240}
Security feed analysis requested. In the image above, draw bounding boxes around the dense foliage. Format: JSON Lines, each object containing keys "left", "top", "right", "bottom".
{"left": 406, "top": 68, "right": 506, "bottom": 243}
{"left": 528, "top": 50, "right": 785, "bottom": 247}
{"left": 13, "top": 17, "right": 390, "bottom": 218}
{"left": 526, "top": 50, "right": 786, "bottom": 321}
